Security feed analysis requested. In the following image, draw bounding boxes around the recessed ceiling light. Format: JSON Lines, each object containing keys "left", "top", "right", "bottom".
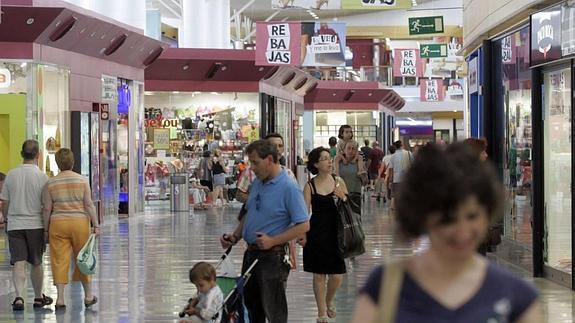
{"left": 258, "top": 67, "right": 265, "bottom": 72}
{"left": 172, "top": 91, "right": 179, "bottom": 94}
{"left": 26, "top": 18, "right": 35, "bottom": 25}
{"left": 332, "top": 93, "right": 337, "bottom": 96}
{"left": 182, "top": 64, "right": 190, "bottom": 70}
{"left": 368, "top": 92, "right": 373, "bottom": 96}
{"left": 221, "top": 65, "right": 228, "bottom": 71}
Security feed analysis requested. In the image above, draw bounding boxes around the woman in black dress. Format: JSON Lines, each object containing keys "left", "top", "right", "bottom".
{"left": 300, "top": 147, "right": 349, "bottom": 323}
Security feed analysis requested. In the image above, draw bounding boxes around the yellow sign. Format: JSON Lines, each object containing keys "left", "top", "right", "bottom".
{"left": 341, "top": 0, "right": 411, "bottom": 9}
{"left": 153, "top": 128, "right": 170, "bottom": 150}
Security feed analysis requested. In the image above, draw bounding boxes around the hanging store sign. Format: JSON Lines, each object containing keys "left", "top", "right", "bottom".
{"left": 501, "top": 35, "right": 515, "bottom": 64}
{"left": 0, "top": 68, "right": 11, "bottom": 88}
{"left": 393, "top": 49, "right": 424, "bottom": 77}
{"left": 100, "top": 103, "right": 109, "bottom": 120}
{"left": 530, "top": 5, "right": 562, "bottom": 66}
{"left": 420, "top": 79, "right": 445, "bottom": 102}
{"left": 419, "top": 44, "right": 447, "bottom": 58}
{"left": 256, "top": 22, "right": 300, "bottom": 66}
{"left": 341, "top": 0, "right": 412, "bottom": 9}
{"left": 272, "top": 0, "right": 341, "bottom": 10}
{"left": 101, "top": 75, "right": 118, "bottom": 101}
{"left": 256, "top": 21, "right": 347, "bottom": 67}
{"left": 409, "top": 16, "right": 444, "bottom": 35}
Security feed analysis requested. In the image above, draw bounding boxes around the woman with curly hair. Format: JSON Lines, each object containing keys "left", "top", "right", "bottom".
{"left": 351, "top": 143, "right": 541, "bottom": 323}
{"left": 300, "top": 147, "right": 349, "bottom": 323}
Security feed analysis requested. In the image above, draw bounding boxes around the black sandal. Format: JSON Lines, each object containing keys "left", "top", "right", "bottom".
{"left": 33, "top": 294, "right": 53, "bottom": 308}
{"left": 12, "top": 297, "right": 24, "bottom": 311}
{"left": 84, "top": 296, "right": 98, "bottom": 308}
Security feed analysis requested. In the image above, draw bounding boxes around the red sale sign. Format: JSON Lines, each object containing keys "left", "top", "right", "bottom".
{"left": 420, "top": 79, "right": 445, "bottom": 102}
{"left": 393, "top": 49, "right": 424, "bottom": 77}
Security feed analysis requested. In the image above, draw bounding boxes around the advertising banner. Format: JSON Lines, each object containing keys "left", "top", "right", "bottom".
{"left": 341, "top": 0, "right": 411, "bottom": 10}
{"left": 256, "top": 22, "right": 301, "bottom": 66}
{"left": 501, "top": 35, "right": 515, "bottom": 64}
{"left": 272, "top": 0, "right": 341, "bottom": 10}
{"left": 531, "top": 5, "right": 562, "bottom": 66}
{"left": 468, "top": 57, "right": 478, "bottom": 94}
{"left": 301, "top": 22, "right": 347, "bottom": 67}
{"left": 420, "top": 79, "right": 445, "bottom": 102}
{"left": 393, "top": 49, "right": 424, "bottom": 77}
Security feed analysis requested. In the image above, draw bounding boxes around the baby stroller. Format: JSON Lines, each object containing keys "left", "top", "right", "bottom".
{"left": 180, "top": 246, "right": 258, "bottom": 323}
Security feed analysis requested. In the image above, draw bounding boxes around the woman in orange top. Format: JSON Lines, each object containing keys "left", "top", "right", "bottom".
{"left": 42, "top": 148, "right": 100, "bottom": 310}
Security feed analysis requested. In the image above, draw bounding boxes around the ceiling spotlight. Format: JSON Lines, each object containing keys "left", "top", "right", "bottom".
{"left": 182, "top": 64, "right": 190, "bottom": 70}
{"left": 26, "top": 18, "right": 35, "bottom": 25}
{"left": 258, "top": 67, "right": 265, "bottom": 72}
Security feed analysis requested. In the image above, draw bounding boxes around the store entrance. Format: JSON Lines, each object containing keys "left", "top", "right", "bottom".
{"left": 542, "top": 66, "right": 573, "bottom": 286}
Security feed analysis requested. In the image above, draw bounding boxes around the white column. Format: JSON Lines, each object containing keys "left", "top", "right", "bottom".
{"left": 93, "top": 0, "right": 146, "bottom": 31}
{"left": 180, "top": 0, "right": 231, "bottom": 49}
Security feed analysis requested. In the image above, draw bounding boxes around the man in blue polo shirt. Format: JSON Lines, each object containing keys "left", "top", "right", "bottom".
{"left": 220, "top": 140, "right": 309, "bottom": 323}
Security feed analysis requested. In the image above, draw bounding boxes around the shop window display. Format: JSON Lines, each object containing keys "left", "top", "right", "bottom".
{"left": 143, "top": 92, "right": 260, "bottom": 203}
{"left": 495, "top": 27, "right": 533, "bottom": 248}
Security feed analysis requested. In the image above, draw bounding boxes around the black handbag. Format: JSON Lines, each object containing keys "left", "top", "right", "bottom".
{"left": 336, "top": 197, "right": 366, "bottom": 258}
{"left": 348, "top": 192, "right": 362, "bottom": 215}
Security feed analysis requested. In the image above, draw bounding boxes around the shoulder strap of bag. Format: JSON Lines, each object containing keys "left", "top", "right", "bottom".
{"left": 374, "top": 261, "right": 404, "bottom": 323}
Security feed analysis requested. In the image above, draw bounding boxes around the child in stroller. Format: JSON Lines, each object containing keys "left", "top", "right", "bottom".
{"left": 179, "top": 262, "right": 224, "bottom": 323}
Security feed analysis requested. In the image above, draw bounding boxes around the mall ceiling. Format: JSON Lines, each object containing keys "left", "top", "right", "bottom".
{"left": 148, "top": 0, "right": 433, "bottom": 23}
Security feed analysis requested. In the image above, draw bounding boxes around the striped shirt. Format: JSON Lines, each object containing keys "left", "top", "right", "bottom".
{"left": 47, "top": 171, "right": 88, "bottom": 219}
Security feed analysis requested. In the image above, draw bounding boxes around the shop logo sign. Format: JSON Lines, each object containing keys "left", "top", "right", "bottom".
{"left": 0, "top": 68, "right": 11, "bottom": 88}
{"left": 361, "top": 0, "right": 395, "bottom": 6}
{"left": 537, "top": 13, "right": 555, "bottom": 58}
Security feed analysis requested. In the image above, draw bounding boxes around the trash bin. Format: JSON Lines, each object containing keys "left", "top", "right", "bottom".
{"left": 170, "top": 173, "right": 189, "bottom": 212}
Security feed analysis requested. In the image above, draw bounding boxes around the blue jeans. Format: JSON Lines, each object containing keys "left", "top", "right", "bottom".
{"left": 241, "top": 249, "right": 290, "bottom": 323}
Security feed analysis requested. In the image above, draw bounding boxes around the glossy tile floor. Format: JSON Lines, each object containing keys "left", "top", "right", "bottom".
{"left": 0, "top": 197, "right": 574, "bottom": 322}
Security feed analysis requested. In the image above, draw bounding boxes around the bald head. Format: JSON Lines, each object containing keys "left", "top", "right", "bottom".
{"left": 21, "top": 140, "right": 39, "bottom": 161}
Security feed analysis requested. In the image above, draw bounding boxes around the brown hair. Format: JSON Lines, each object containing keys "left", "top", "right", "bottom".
{"left": 463, "top": 138, "right": 487, "bottom": 156}
{"left": 55, "top": 148, "right": 74, "bottom": 171}
{"left": 189, "top": 262, "right": 216, "bottom": 283}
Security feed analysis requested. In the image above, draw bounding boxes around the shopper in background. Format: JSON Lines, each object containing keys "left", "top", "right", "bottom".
{"left": 265, "top": 133, "right": 287, "bottom": 167}
{"left": 198, "top": 150, "right": 213, "bottom": 204}
{"left": 220, "top": 140, "right": 310, "bottom": 323}
{"left": 334, "top": 125, "right": 358, "bottom": 176}
{"left": 380, "top": 145, "right": 396, "bottom": 203}
{"left": 360, "top": 139, "right": 372, "bottom": 164}
{"left": 0, "top": 140, "right": 52, "bottom": 311}
{"left": 388, "top": 140, "right": 413, "bottom": 212}
{"left": 351, "top": 143, "right": 542, "bottom": 323}
{"left": 367, "top": 142, "right": 384, "bottom": 192}
{"left": 337, "top": 141, "right": 366, "bottom": 214}
{"left": 328, "top": 137, "right": 338, "bottom": 159}
{"left": 212, "top": 149, "right": 228, "bottom": 207}
{"left": 43, "top": 148, "right": 99, "bottom": 310}
{"left": 300, "top": 147, "right": 348, "bottom": 323}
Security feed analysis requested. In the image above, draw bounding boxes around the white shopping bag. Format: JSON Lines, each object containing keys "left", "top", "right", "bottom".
{"left": 77, "top": 234, "right": 98, "bottom": 275}
{"left": 217, "top": 255, "right": 238, "bottom": 278}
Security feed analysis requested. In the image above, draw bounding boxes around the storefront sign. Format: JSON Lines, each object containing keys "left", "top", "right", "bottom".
{"left": 393, "top": 49, "right": 423, "bottom": 77}
{"left": 272, "top": 0, "right": 341, "bottom": 10}
{"left": 101, "top": 75, "right": 118, "bottom": 101}
{"left": 420, "top": 79, "right": 444, "bottom": 102}
{"left": 341, "top": 0, "right": 412, "bottom": 9}
{"left": 531, "top": 5, "right": 562, "bottom": 66}
{"left": 409, "top": 16, "right": 444, "bottom": 35}
{"left": 562, "top": 3, "right": 575, "bottom": 56}
{"left": 145, "top": 117, "right": 179, "bottom": 128}
{"left": 419, "top": 44, "right": 447, "bottom": 58}
{"left": 153, "top": 128, "right": 170, "bottom": 150}
{"left": 256, "top": 22, "right": 300, "bottom": 66}
{"left": 468, "top": 57, "right": 478, "bottom": 94}
{"left": 100, "top": 103, "right": 109, "bottom": 120}
{"left": 0, "top": 68, "right": 11, "bottom": 88}
{"left": 501, "top": 35, "right": 515, "bottom": 64}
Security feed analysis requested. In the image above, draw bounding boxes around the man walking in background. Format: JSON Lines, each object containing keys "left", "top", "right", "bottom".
{"left": 0, "top": 140, "right": 52, "bottom": 311}
{"left": 388, "top": 140, "right": 413, "bottom": 212}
